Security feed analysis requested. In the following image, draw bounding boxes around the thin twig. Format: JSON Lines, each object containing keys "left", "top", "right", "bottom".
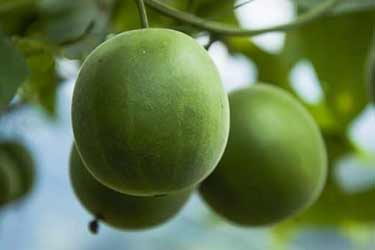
{"left": 144, "top": 0, "right": 341, "bottom": 37}
{"left": 234, "top": 0, "right": 255, "bottom": 10}
{"left": 59, "top": 21, "right": 96, "bottom": 46}
{"left": 135, "top": 0, "right": 150, "bottom": 28}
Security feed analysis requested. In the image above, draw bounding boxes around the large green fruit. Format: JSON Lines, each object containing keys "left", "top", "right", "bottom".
{"left": 0, "top": 141, "right": 35, "bottom": 204}
{"left": 199, "top": 84, "right": 327, "bottom": 226}
{"left": 72, "top": 28, "right": 229, "bottom": 196}
{"left": 70, "top": 145, "right": 192, "bottom": 230}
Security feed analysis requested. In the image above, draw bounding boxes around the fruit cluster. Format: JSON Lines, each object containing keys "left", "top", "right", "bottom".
{"left": 70, "top": 28, "right": 327, "bottom": 232}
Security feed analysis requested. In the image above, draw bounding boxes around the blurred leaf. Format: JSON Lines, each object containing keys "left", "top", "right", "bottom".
{"left": 0, "top": 0, "right": 38, "bottom": 36}
{"left": 111, "top": 0, "right": 238, "bottom": 37}
{"left": 295, "top": 0, "right": 375, "bottom": 13}
{"left": 287, "top": 10, "right": 375, "bottom": 129}
{"left": 367, "top": 34, "right": 375, "bottom": 103}
{"left": 227, "top": 10, "right": 375, "bottom": 133}
{"left": 289, "top": 170, "right": 375, "bottom": 226}
{"left": 0, "top": 33, "right": 28, "bottom": 111}
{"left": 191, "top": 0, "right": 237, "bottom": 25}
{"left": 15, "top": 38, "right": 57, "bottom": 115}
{"left": 226, "top": 37, "right": 293, "bottom": 89}
{"left": 27, "top": 0, "right": 113, "bottom": 59}
{"left": 111, "top": 0, "right": 192, "bottom": 33}
{"left": 111, "top": 0, "right": 180, "bottom": 33}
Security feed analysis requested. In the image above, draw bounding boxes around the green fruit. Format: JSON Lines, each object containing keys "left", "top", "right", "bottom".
{"left": 280, "top": 134, "right": 375, "bottom": 226}
{"left": 70, "top": 145, "right": 192, "bottom": 230}
{"left": 72, "top": 28, "right": 229, "bottom": 196}
{"left": 0, "top": 156, "right": 13, "bottom": 206}
{"left": 199, "top": 84, "right": 327, "bottom": 226}
{"left": 0, "top": 141, "right": 35, "bottom": 204}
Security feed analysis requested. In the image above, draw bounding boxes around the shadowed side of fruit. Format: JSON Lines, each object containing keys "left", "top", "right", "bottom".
{"left": 199, "top": 83, "right": 327, "bottom": 226}
{"left": 0, "top": 141, "right": 35, "bottom": 206}
{"left": 69, "top": 145, "right": 193, "bottom": 231}
{"left": 277, "top": 134, "right": 375, "bottom": 226}
{"left": 0, "top": 157, "right": 12, "bottom": 206}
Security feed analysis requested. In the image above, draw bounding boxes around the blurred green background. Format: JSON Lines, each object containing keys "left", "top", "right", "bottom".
{"left": 0, "top": 0, "right": 374, "bottom": 249}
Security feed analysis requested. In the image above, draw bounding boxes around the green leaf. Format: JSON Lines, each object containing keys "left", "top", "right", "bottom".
{"left": 0, "top": 0, "right": 38, "bottom": 35}
{"left": 111, "top": 0, "right": 238, "bottom": 36}
{"left": 287, "top": 10, "right": 375, "bottom": 129}
{"left": 111, "top": 0, "right": 173, "bottom": 33}
{"left": 0, "top": 33, "right": 28, "bottom": 111}
{"left": 15, "top": 38, "right": 57, "bottom": 115}
{"left": 35, "top": 0, "right": 99, "bottom": 43}
{"left": 191, "top": 0, "right": 238, "bottom": 25}
{"left": 111, "top": 0, "right": 190, "bottom": 33}
{"left": 295, "top": 0, "right": 375, "bottom": 13}
{"left": 227, "top": 10, "right": 375, "bottom": 133}
{"left": 27, "top": 0, "right": 111, "bottom": 59}
{"left": 367, "top": 35, "right": 375, "bottom": 103}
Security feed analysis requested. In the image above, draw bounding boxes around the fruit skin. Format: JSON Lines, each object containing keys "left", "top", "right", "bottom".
{"left": 69, "top": 145, "right": 192, "bottom": 230}
{"left": 0, "top": 141, "right": 35, "bottom": 204}
{"left": 199, "top": 84, "right": 327, "bottom": 226}
{"left": 72, "top": 28, "right": 229, "bottom": 196}
{"left": 0, "top": 157, "right": 12, "bottom": 206}
{"left": 277, "top": 134, "right": 375, "bottom": 227}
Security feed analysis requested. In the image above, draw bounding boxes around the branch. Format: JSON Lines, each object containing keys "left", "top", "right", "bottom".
{"left": 59, "top": 21, "right": 95, "bottom": 46}
{"left": 135, "top": 0, "right": 150, "bottom": 28}
{"left": 144, "top": 0, "right": 341, "bottom": 37}
{"left": 234, "top": 0, "right": 254, "bottom": 10}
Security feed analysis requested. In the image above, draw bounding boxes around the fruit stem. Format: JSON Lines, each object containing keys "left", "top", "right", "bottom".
{"left": 135, "top": 0, "right": 150, "bottom": 29}
{"left": 144, "top": 0, "right": 341, "bottom": 37}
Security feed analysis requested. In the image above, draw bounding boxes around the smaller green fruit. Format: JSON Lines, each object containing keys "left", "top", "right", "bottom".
{"left": 70, "top": 145, "right": 192, "bottom": 230}
{"left": 0, "top": 141, "right": 35, "bottom": 204}
{"left": 280, "top": 134, "right": 375, "bottom": 226}
{"left": 0, "top": 156, "right": 13, "bottom": 206}
{"left": 199, "top": 84, "right": 327, "bottom": 226}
